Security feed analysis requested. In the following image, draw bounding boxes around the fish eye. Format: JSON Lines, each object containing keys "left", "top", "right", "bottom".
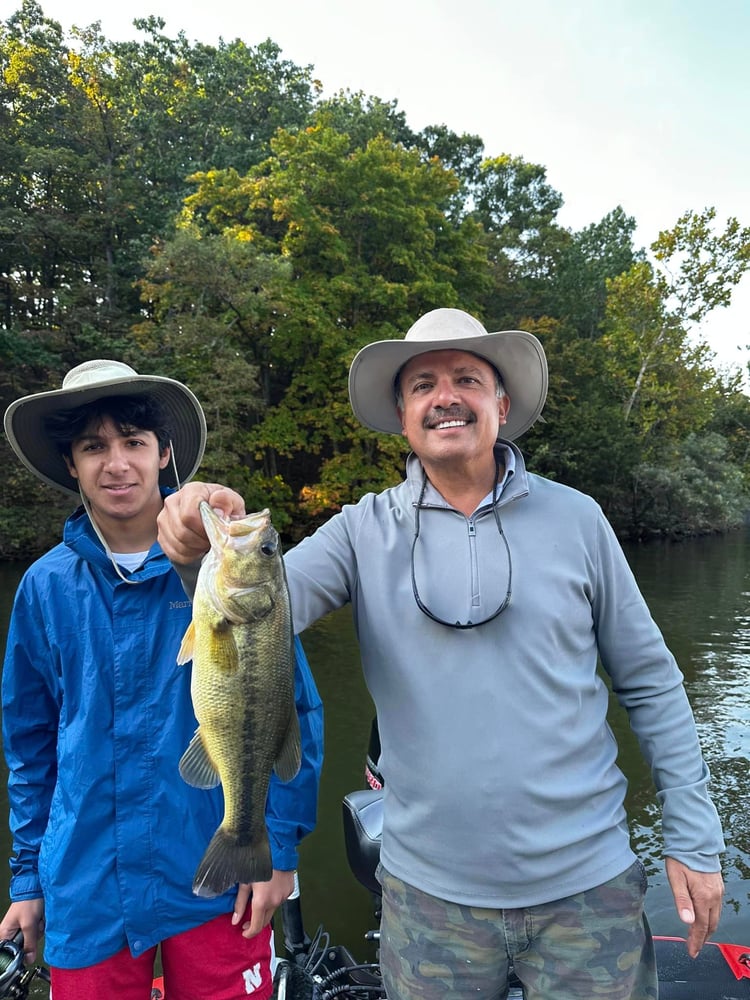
{"left": 260, "top": 541, "right": 277, "bottom": 557}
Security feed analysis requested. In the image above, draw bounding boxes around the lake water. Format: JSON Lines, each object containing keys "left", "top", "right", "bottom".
{"left": 0, "top": 528, "right": 749, "bottom": 984}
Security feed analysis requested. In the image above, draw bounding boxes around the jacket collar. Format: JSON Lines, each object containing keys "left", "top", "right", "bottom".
{"left": 63, "top": 490, "right": 173, "bottom": 580}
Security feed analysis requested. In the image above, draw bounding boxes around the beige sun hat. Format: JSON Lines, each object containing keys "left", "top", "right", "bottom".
{"left": 348, "top": 307, "right": 548, "bottom": 440}
{"left": 4, "top": 359, "right": 207, "bottom": 498}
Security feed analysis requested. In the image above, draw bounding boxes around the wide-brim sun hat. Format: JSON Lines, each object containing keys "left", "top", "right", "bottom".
{"left": 348, "top": 307, "right": 548, "bottom": 440}
{"left": 4, "top": 359, "right": 207, "bottom": 498}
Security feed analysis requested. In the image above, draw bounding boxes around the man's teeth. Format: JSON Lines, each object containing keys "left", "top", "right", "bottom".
{"left": 435, "top": 420, "right": 467, "bottom": 429}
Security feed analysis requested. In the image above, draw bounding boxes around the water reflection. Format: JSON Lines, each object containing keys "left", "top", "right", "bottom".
{"left": 621, "top": 532, "right": 750, "bottom": 938}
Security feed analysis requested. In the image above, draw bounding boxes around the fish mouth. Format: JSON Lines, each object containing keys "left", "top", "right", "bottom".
{"left": 200, "top": 503, "right": 271, "bottom": 541}
{"left": 227, "top": 509, "right": 271, "bottom": 538}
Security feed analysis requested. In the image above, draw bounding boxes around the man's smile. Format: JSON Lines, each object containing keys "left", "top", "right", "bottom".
{"left": 432, "top": 419, "right": 468, "bottom": 429}
{"left": 425, "top": 408, "right": 475, "bottom": 430}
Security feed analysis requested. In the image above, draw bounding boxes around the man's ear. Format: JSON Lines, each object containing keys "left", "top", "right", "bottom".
{"left": 498, "top": 395, "right": 511, "bottom": 426}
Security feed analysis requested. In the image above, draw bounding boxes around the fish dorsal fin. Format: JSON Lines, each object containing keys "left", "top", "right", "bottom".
{"left": 179, "top": 729, "right": 221, "bottom": 789}
{"left": 177, "top": 621, "right": 195, "bottom": 665}
{"left": 274, "top": 709, "right": 302, "bottom": 783}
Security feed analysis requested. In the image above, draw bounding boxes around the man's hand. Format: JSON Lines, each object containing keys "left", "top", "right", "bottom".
{"left": 232, "top": 870, "right": 296, "bottom": 939}
{"left": 665, "top": 857, "right": 724, "bottom": 958}
{"left": 0, "top": 898, "right": 45, "bottom": 964}
{"left": 157, "top": 482, "right": 246, "bottom": 564}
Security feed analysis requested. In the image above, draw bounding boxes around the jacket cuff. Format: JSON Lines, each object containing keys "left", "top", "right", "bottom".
{"left": 269, "top": 839, "right": 299, "bottom": 872}
{"left": 10, "top": 873, "right": 42, "bottom": 900}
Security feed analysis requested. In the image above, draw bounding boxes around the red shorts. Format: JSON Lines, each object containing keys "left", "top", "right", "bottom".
{"left": 49, "top": 908, "right": 274, "bottom": 1000}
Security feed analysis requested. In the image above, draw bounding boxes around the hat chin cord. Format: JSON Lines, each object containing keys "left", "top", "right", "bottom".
{"left": 79, "top": 491, "right": 141, "bottom": 585}
{"left": 78, "top": 438, "right": 182, "bottom": 585}
{"left": 168, "top": 439, "right": 182, "bottom": 491}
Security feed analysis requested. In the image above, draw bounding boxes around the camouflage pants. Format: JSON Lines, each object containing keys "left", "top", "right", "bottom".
{"left": 378, "top": 861, "right": 657, "bottom": 1000}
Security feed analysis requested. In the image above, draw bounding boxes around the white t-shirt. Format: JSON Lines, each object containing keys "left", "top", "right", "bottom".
{"left": 111, "top": 550, "right": 149, "bottom": 573}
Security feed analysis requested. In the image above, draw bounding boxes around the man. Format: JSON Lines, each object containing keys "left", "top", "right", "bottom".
{"left": 157, "top": 308, "right": 724, "bottom": 1000}
{"left": 0, "top": 359, "right": 323, "bottom": 1000}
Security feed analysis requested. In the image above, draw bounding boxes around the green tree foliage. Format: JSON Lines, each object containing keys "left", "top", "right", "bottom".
{"left": 0, "top": 0, "right": 318, "bottom": 343}
{"left": 1, "top": 3, "right": 95, "bottom": 333}
{"left": 632, "top": 433, "right": 747, "bottom": 538}
{"left": 145, "top": 124, "right": 493, "bottom": 532}
{"left": 313, "top": 90, "right": 417, "bottom": 150}
{"left": 708, "top": 379, "right": 750, "bottom": 482}
{"left": 135, "top": 227, "right": 296, "bottom": 521}
{"left": 469, "top": 154, "right": 570, "bottom": 327}
{"left": 473, "top": 154, "right": 564, "bottom": 261}
{"left": 550, "top": 207, "right": 643, "bottom": 338}
{"left": 522, "top": 208, "right": 750, "bottom": 535}
{"left": 1, "top": 2, "right": 749, "bottom": 557}
{"left": 415, "top": 124, "right": 485, "bottom": 220}
{"left": 588, "top": 209, "right": 750, "bottom": 533}
{"left": 602, "top": 261, "right": 713, "bottom": 433}
{"left": 652, "top": 208, "right": 750, "bottom": 324}
{"left": 521, "top": 316, "right": 643, "bottom": 522}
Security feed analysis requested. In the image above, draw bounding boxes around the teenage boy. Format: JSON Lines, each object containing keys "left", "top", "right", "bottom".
{"left": 1, "top": 360, "right": 323, "bottom": 1000}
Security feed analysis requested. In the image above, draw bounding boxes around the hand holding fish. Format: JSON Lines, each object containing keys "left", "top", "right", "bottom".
{"left": 158, "top": 481, "right": 246, "bottom": 564}
{"left": 232, "top": 870, "right": 296, "bottom": 939}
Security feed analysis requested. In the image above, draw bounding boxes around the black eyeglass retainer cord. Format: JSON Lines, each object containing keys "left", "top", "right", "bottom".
{"left": 410, "top": 465, "right": 512, "bottom": 630}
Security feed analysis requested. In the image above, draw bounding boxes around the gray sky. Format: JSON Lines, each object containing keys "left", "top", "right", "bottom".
{"left": 8, "top": 0, "right": 750, "bottom": 375}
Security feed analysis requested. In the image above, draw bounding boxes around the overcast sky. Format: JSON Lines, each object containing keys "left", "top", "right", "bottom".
{"left": 7, "top": 0, "right": 750, "bottom": 374}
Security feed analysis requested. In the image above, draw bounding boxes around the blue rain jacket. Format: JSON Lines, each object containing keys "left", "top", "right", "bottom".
{"left": 1, "top": 501, "right": 324, "bottom": 969}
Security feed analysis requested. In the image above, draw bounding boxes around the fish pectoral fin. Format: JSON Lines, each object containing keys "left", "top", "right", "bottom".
{"left": 273, "top": 709, "right": 302, "bottom": 783}
{"left": 211, "top": 631, "right": 241, "bottom": 673}
{"left": 179, "top": 730, "right": 221, "bottom": 789}
{"left": 176, "top": 621, "right": 195, "bottom": 665}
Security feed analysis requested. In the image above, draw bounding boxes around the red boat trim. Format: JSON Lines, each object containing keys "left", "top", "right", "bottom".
{"left": 654, "top": 936, "right": 750, "bottom": 981}
{"left": 716, "top": 943, "right": 750, "bottom": 980}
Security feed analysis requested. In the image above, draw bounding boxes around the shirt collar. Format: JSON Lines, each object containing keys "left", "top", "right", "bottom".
{"left": 412, "top": 441, "right": 517, "bottom": 512}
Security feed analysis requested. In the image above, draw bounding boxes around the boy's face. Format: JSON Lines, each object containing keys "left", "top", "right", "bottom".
{"left": 64, "top": 415, "right": 170, "bottom": 526}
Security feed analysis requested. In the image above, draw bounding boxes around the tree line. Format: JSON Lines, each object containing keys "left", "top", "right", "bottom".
{"left": 2, "top": 0, "right": 750, "bottom": 558}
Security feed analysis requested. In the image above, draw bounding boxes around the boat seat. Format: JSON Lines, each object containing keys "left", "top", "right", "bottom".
{"left": 342, "top": 788, "right": 383, "bottom": 896}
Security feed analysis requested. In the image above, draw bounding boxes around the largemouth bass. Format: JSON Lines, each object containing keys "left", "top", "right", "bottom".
{"left": 177, "top": 502, "right": 301, "bottom": 897}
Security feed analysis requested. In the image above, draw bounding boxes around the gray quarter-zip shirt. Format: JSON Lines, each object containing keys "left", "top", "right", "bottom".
{"left": 284, "top": 441, "right": 724, "bottom": 908}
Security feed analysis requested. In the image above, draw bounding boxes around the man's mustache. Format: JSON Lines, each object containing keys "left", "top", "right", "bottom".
{"left": 423, "top": 407, "right": 475, "bottom": 428}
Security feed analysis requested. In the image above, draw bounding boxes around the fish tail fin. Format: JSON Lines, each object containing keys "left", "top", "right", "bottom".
{"left": 274, "top": 709, "right": 301, "bottom": 782}
{"left": 192, "top": 827, "right": 273, "bottom": 898}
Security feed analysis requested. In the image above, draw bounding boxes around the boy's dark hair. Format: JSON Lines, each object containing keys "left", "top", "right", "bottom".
{"left": 44, "top": 395, "right": 172, "bottom": 459}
